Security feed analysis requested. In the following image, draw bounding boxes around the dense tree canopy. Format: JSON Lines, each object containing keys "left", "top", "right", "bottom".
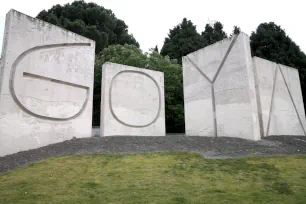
{"left": 160, "top": 19, "right": 228, "bottom": 64}
{"left": 160, "top": 18, "right": 205, "bottom": 64}
{"left": 153, "top": 45, "right": 159, "bottom": 53}
{"left": 231, "top": 26, "right": 241, "bottom": 36}
{"left": 94, "top": 44, "right": 184, "bottom": 133}
{"left": 250, "top": 22, "right": 306, "bottom": 68}
{"left": 201, "top": 21, "right": 228, "bottom": 45}
{"left": 37, "top": 0, "right": 139, "bottom": 53}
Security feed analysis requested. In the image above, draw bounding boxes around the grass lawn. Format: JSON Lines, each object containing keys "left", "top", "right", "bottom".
{"left": 0, "top": 152, "right": 306, "bottom": 204}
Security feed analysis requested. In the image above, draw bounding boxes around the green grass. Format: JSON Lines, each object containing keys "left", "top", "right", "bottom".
{"left": 1, "top": 152, "right": 306, "bottom": 204}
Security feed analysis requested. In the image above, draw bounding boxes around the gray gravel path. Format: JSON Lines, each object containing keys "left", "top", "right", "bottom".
{"left": 1, "top": 135, "right": 306, "bottom": 174}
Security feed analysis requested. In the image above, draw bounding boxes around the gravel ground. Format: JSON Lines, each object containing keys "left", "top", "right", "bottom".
{"left": 1, "top": 135, "right": 306, "bottom": 174}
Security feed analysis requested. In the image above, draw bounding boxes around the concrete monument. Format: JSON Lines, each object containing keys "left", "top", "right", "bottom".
{"left": 183, "top": 33, "right": 261, "bottom": 140}
{"left": 253, "top": 57, "right": 306, "bottom": 136}
{"left": 0, "top": 10, "right": 95, "bottom": 156}
{"left": 101, "top": 63, "right": 165, "bottom": 136}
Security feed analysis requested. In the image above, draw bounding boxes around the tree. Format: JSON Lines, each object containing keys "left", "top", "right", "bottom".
{"left": 37, "top": 0, "right": 139, "bottom": 53}
{"left": 201, "top": 21, "right": 227, "bottom": 45}
{"left": 202, "top": 23, "right": 214, "bottom": 45}
{"left": 231, "top": 26, "right": 241, "bottom": 36}
{"left": 250, "top": 22, "right": 306, "bottom": 105}
{"left": 149, "top": 45, "right": 159, "bottom": 53}
{"left": 160, "top": 18, "right": 205, "bottom": 64}
{"left": 154, "top": 45, "right": 159, "bottom": 53}
{"left": 94, "top": 44, "right": 185, "bottom": 133}
{"left": 213, "top": 21, "right": 228, "bottom": 41}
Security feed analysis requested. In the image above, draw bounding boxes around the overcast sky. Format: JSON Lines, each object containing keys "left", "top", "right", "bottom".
{"left": 1, "top": 0, "right": 306, "bottom": 55}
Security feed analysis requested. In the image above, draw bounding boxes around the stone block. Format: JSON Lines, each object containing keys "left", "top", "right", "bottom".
{"left": 182, "top": 33, "right": 261, "bottom": 140}
{"left": 0, "top": 10, "right": 95, "bottom": 156}
{"left": 101, "top": 63, "right": 165, "bottom": 136}
{"left": 253, "top": 57, "right": 306, "bottom": 136}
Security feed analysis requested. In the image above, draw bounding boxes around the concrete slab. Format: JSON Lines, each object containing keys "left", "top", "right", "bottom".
{"left": 92, "top": 127, "right": 100, "bottom": 137}
{"left": 183, "top": 33, "right": 261, "bottom": 140}
{"left": 0, "top": 10, "right": 95, "bottom": 156}
{"left": 101, "top": 63, "right": 165, "bottom": 136}
{"left": 253, "top": 57, "right": 306, "bottom": 136}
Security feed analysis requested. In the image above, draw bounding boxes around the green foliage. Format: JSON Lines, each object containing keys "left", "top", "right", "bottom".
{"left": 93, "top": 44, "right": 184, "bottom": 133}
{"left": 231, "top": 25, "right": 241, "bottom": 36}
{"left": 250, "top": 22, "right": 306, "bottom": 68}
{"left": 1, "top": 153, "right": 306, "bottom": 203}
{"left": 202, "top": 21, "right": 228, "bottom": 45}
{"left": 161, "top": 19, "right": 228, "bottom": 64}
{"left": 160, "top": 18, "right": 205, "bottom": 64}
{"left": 153, "top": 45, "right": 159, "bottom": 53}
{"left": 37, "top": 0, "right": 139, "bottom": 53}
{"left": 250, "top": 22, "right": 306, "bottom": 103}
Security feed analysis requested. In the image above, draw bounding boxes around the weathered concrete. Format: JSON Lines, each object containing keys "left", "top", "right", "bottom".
{"left": 183, "top": 33, "right": 261, "bottom": 140}
{"left": 253, "top": 57, "right": 306, "bottom": 136}
{"left": 92, "top": 127, "right": 100, "bottom": 137}
{"left": 0, "top": 10, "right": 95, "bottom": 156}
{"left": 101, "top": 63, "right": 165, "bottom": 136}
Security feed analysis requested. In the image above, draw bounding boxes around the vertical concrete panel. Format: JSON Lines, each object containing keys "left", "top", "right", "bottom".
{"left": 253, "top": 57, "right": 277, "bottom": 136}
{"left": 0, "top": 10, "right": 95, "bottom": 156}
{"left": 185, "top": 39, "right": 230, "bottom": 81}
{"left": 253, "top": 57, "right": 306, "bottom": 136}
{"left": 101, "top": 63, "right": 165, "bottom": 136}
{"left": 280, "top": 65, "right": 306, "bottom": 131}
{"left": 269, "top": 68, "right": 303, "bottom": 135}
{"left": 183, "top": 56, "right": 214, "bottom": 135}
{"left": 214, "top": 34, "right": 260, "bottom": 139}
{"left": 0, "top": 11, "right": 10, "bottom": 101}
{"left": 183, "top": 33, "right": 261, "bottom": 140}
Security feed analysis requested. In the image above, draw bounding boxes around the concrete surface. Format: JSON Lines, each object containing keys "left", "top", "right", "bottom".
{"left": 253, "top": 57, "right": 306, "bottom": 136}
{"left": 0, "top": 10, "right": 95, "bottom": 156}
{"left": 101, "top": 63, "right": 166, "bottom": 136}
{"left": 183, "top": 33, "right": 261, "bottom": 140}
{"left": 92, "top": 126, "right": 100, "bottom": 137}
{"left": 1, "top": 135, "right": 306, "bottom": 174}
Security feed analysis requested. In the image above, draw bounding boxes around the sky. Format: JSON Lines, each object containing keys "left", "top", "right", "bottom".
{"left": 1, "top": 0, "right": 306, "bottom": 55}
